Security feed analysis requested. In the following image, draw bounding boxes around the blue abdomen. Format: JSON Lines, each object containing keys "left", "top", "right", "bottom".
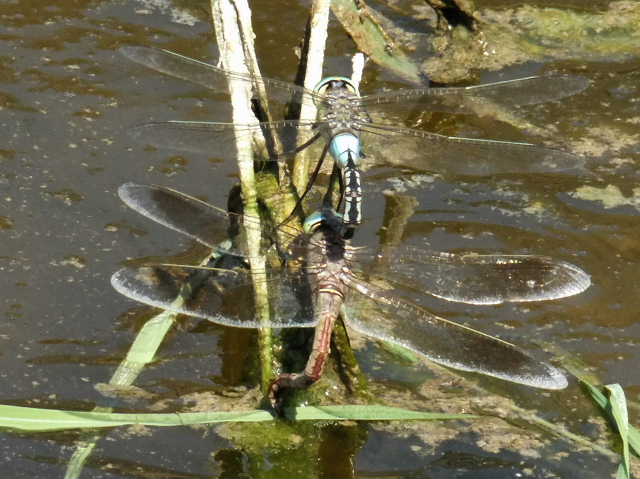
{"left": 329, "top": 132, "right": 361, "bottom": 168}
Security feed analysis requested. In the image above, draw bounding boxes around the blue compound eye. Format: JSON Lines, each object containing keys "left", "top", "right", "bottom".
{"left": 303, "top": 211, "right": 324, "bottom": 233}
{"left": 303, "top": 209, "right": 344, "bottom": 233}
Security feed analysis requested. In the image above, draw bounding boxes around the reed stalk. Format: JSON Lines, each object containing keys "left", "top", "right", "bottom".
{"left": 292, "top": 0, "right": 331, "bottom": 192}
{"left": 211, "top": 0, "right": 274, "bottom": 395}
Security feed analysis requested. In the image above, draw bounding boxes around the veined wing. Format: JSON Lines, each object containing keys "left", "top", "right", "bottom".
{"left": 371, "top": 248, "right": 590, "bottom": 305}
{"left": 118, "top": 183, "right": 307, "bottom": 255}
{"left": 357, "top": 122, "right": 586, "bottom": 175}
{"left": 119, "top": 183, "right": 235, "bottom": 250}
{"left": 120, "top": 46, "right": 322, "bottom": 110}
{"left": 342, "top": 275, "right": 568, "bottom": 389}
{"left": 129, "top": 119, "right": 321, "bottom": 157}
{"left": 111, "top": 263, "right": 318, "bottom": 329}
{"left": 359, "top": 74, "right": 589, "bottom": 115}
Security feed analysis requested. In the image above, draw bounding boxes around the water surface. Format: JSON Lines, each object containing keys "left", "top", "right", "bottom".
{"left": 0, "top": 0, "right": 638, "bottom": 477}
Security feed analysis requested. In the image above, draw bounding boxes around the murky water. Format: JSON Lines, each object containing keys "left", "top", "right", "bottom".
{"left": 0, "top": 0, "right": 638, "bottom": 477}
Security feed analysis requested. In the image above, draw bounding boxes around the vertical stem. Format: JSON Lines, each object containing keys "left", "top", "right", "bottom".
{"left": 211, "top": 0, "right": 273, "bottom": 394}
{"left": 234, "top": 1, "right": 289, "bottom": 186}
{"left": 292, "top": 0, "right": 331, "bottom": 195}
{"left": 350, "top": 52, "right": 366, "bottom": 89}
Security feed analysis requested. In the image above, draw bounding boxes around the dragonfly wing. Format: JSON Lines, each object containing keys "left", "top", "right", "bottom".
{"left": 119, "top": 183, "right": 234, "bottom": 249}
{"left": 120, "top": 46, "right": 320, "bottom": 109}
{"left": 377, "top": 249, "right": 591, "bottom": 305}
{"left": 359, "top": 74, "right": 589, "bottom": 116}
{"left": 357, "top": 122, "right": 586, "bottom": 175}
{"left": 119, "top": 183, "right": 314, "bottom": 266}
{"left": 128, "top": 120, "right": 320, "bottom": 157}
{"left": 130, "top": 121, "right": 260, "bottom": 156}
{"left": 112, "top": 264, "right": 318, "bottom": 329}
{"left": 342, "top": 276, "right": 568, "bottom": 389}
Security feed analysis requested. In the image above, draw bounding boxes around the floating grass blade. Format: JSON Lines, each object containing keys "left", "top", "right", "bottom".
{"left": 65, "top": 242, "right": 219, "bottom": 479}
{"left": 606, "top": 385, "right": 630, "bottom": 479}
{"left": 0, "top": 404, "right": 476, "bottom": 432}
{"left": 554, "top": 350, "right": 640, "bottom": 477}
{"left": 580, "top": 380, "right": 640, "bottom": 459}
{"left": 581, "top": 380, "right": 639, "bottom": 479}
{"left": 0, "top": 404, "right": 272, "bottom": 431}
{"left": 284, "top": 405, "right": 477, "bottom": 422}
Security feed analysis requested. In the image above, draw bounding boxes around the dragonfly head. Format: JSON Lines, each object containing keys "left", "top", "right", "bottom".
{"left": 313, "top": 76, "right": 359, "bottom": 101}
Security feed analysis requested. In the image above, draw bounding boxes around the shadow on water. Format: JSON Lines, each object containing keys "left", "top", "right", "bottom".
{"left": 0, "top": 0, "right": 638, "bottom": 477}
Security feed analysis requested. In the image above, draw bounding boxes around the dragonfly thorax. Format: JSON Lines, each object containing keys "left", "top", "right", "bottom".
{"left": 322, "top": 91, "right": 367, "bottom": 131}
{"left": 315, "top": 77, "right": 367, "bottom": 133}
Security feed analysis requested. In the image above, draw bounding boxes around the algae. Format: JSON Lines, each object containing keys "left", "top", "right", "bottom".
{"left": 571, "top": 184, "right": 640, "bottom": 211}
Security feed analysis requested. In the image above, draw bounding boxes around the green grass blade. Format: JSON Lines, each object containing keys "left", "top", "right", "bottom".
{"left": 65, "top": 309, "right": 181, "bottom": 479}
{"left": 579, "top": 377, "right": 640, "bottom": 479}
{"left": 287, "top": 405, "right": 477, "bottom": 421}
{"left": 582, "top": 379, "right": 609, "bottom": 408}
{"left": 66, "top": 246, "right": 222, "bottom": 478}
{"left": 63, "top": 437, "right": 99, "bottom": 479}
{"left": 629, "top": 427, "right": 640, "bottom": 458}
{"left": 0, "top": 404, "right": 274, "bottom": 431}
{"left": 0, "top": 404, "right": 477, "bottom": 432}
{"left": 582, "top": 380, "right": 640, "bottom": 457}
{"left": 616, "top": 462, "right": 629, "bottom": 479}
{"left": 606, "top": 385, "right": 630, "bottom": 478}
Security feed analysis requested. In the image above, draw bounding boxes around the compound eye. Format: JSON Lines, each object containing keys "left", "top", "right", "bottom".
{"left": 313, "top": 77, "right": 359, "bottom": 98}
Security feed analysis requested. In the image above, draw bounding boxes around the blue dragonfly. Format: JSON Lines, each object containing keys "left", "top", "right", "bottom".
{"left": 121, "top": 47, "right": 589, "bottom": 225}
{"left": 111, "top": 183, "right": 591, "bottom": 406}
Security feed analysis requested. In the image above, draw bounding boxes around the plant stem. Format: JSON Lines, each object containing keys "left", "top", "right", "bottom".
{"left": 292, "top": 0, "right": 331, "bottom": 192}
{"left": 211, "top": 0, "right": 274, "bottom": 394}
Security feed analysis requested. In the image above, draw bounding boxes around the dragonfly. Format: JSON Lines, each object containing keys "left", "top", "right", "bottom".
{"left": 120, "top": 46, "right": 589, "bottom": 226}
{"left": 111, "top": 183, "right": 591, "bottom": 408}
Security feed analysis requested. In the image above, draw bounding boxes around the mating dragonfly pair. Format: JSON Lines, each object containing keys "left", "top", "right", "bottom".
{"left": 120, "top": 46, "right": 589, "bottom": 226}
{"left": 115, "top": 47, "right": 590, "bottom": 405}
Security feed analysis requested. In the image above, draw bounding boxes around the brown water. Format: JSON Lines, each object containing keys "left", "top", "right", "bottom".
{"left": 0, "top": 0, "right": 638, "bottom": 477}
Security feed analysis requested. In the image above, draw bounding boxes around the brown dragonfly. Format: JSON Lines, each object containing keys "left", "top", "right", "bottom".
{"left": 111, "top": 184, "right": 591, "bottom": 408}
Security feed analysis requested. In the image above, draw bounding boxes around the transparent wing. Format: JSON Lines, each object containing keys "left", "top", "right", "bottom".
{"left": 357, "top": 122, "right": 586, "bottom": 175}
{"left": 120, "top": 46, "right": 322, "bottom": 110}
{"left": 120, "top": 184, "right": 590, "bottom": 307}
{"left": 373, "top": 249, "right": 591, "bottom": 305}
{"left": 119, "top": 183, "right": 235, "bottom": 249}
{"left": 111, "top": 263, "right": 318, "bottom": 329}
{"left": 342, "top": 275, "right": 568, "bottom": 389}
{"left": 128, "top": 119, "right": 321, "bottom": 158}
{"left": 118, "top": 183, "right": 307, "bottom": 253}
{"left": 359, "top": 74, "right": 589, "bottom": 116}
